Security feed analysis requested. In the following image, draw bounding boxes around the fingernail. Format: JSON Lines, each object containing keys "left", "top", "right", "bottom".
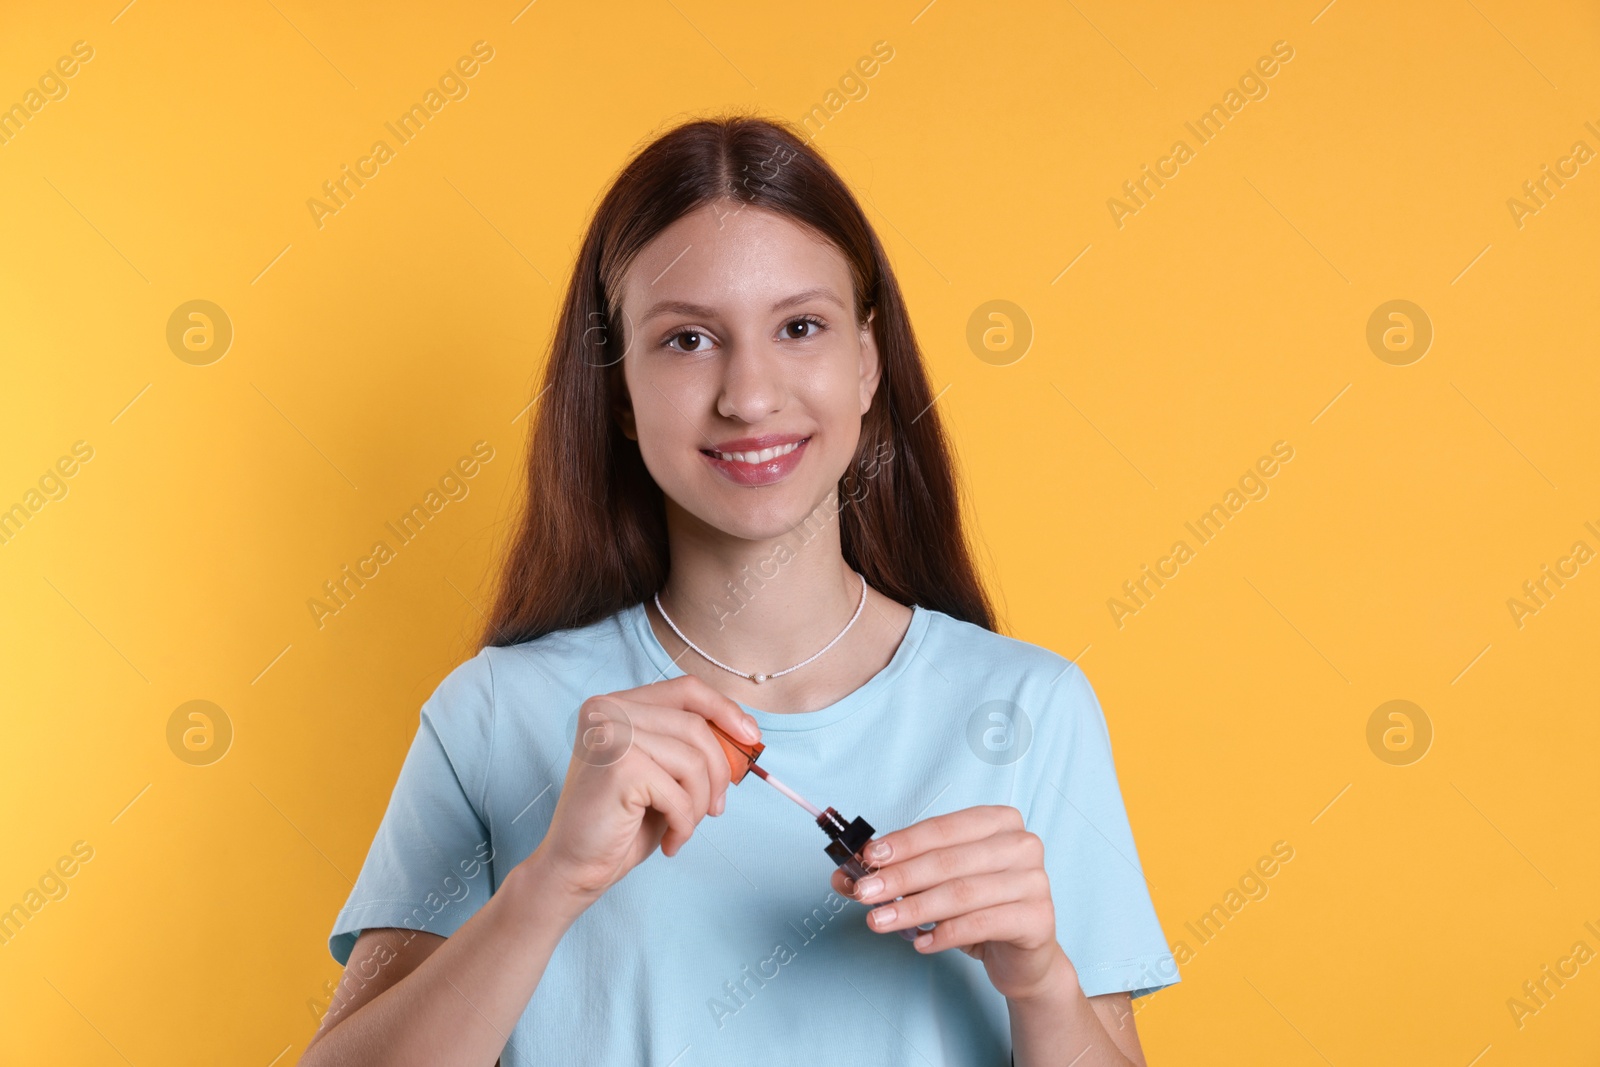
{"left": 712, "top": 793, "right": 725, "bottom": 816}
{"left": 742, "top": 716, "right": 759, "bottom": 739}
{"left": 856, "top": 877, "right": 883, "bottom": 898}
{"left": 872, "top": 906, "right": 897, "bottom": 926}
{"left": 914, "top": 933, "right": 933, "bottom": 949}
{"left": 870, "top": 841, "right": 891, "bottom": 861}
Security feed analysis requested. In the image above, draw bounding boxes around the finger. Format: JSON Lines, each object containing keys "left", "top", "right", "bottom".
{"left": 858, "top": 805, "right": 1025, "bottom": 868}
{"left": 903, "top": 898, "right": 1056, "bottom": 955}
{"left": 630, "top": 730, "right": 713, "bottom": 826}
{"left": 612, "top": 675, "right": 757, "bottom": 741}
{"left": 830, "top": 865, "right": 877, "bottom": 900}
{"left": 577, "top": 697, "right": 734, "bottom": 808}
{"left": 633, "top": 706, "right": 733, "bottom": 809}
{"left": 573, "top": 696, "right": 636, "bottom": 766}
{"left": 863, "top": 869, "right": 1046, "bottom": 935}
{"left": 631, "top": 759, "right": 697, "bottom": 856}
{"left": 850, "top": 830, "right": 1042, "bottom": 903}
{"left": 655, "top": 674, "right": 762, "bottom": 747}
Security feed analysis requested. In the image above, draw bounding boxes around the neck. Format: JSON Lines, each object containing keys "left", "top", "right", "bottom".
{"left": 656, "top": 496, "right": 862, "bottom": 672}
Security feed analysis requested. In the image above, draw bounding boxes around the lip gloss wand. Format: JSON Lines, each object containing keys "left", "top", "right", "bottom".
{"left": 708, "top": 721, "right": 935, "bottom": 942}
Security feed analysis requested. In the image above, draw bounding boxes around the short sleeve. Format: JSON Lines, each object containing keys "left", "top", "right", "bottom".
{"left": 328, "top": 649, "right": 498, "bottom": 966}
{"left": 1024, "top": 662, "right": 1181, "bottom": 999}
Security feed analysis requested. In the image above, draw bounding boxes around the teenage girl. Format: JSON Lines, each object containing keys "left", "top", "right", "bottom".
{"left": 299, "top": 115, "right": 1179, "bottom": 1067}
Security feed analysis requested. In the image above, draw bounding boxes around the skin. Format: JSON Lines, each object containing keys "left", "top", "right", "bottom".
{"left": 613, "top": 197, "right": 919, "bottom": 719}
{"left": 299, "top": 198, "right": 1148, "bottom": 1066}
{"left": 833, "top": 809, "right": 1149, "bottom": 1065}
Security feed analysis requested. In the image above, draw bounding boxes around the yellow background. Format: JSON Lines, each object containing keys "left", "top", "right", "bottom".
{"left": 2, "top": 0, "right": 1597, "bottom": 1063}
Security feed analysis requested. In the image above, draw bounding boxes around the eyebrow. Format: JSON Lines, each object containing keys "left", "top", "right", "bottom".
{"left": 638, "top": 286, "right": 846, "bottom": 324}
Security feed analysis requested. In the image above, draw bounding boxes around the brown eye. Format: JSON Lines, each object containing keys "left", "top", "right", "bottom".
{"left": 666, "top": 330, "right": 710, "bottom": 352}
{"left": 784, "top": 316, "right": 826, "bottom": 340}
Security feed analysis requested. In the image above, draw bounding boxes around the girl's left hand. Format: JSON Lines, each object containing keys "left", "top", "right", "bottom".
{"left": 830, "top": 804, "right": 1073, "bottom": 1002}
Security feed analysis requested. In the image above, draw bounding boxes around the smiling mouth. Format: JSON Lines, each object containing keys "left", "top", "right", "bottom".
{"left": 702, "top": 438, "right": 810, "bottom": 464}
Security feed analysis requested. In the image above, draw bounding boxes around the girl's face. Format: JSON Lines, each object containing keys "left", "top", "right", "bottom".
{"left": 614, "top": 201, "right": 881, "bottom": 540}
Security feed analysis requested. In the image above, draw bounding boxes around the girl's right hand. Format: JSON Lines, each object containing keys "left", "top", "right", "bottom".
{"left": 529, "top": 674, "right": 761, "bottom": 906}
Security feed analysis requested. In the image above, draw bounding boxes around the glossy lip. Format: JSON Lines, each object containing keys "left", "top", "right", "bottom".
{"left": 700, "top": 433, "right": 812, "bottom": 487}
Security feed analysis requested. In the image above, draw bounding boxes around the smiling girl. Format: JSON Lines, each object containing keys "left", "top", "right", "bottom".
{"left": 301, "top": 115, "right": 1179, "bottom": 1067}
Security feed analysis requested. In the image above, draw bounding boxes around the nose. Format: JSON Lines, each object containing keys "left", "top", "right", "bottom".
{"left": 714, "top": 336, "right": 785, "bottom": 423}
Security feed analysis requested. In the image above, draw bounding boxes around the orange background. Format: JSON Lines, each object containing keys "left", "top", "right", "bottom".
{"left": 2, "top": 1, "right": 1597, "bottom": 1063}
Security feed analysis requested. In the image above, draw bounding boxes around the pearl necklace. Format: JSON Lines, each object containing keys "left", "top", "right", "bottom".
{"left": 653, "top": 572, "right": 868, "bottom": 684}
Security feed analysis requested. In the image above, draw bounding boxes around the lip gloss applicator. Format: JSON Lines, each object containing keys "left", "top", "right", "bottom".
{"left": 708, "top": 721, "right": 936, "bottom": 943}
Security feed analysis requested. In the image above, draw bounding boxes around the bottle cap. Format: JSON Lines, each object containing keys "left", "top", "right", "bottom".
{"left": 817, "top": 806, "right": 876, "bottom": 875}
{"left": 707, "top": 720, "right": 765, "bottom": 784}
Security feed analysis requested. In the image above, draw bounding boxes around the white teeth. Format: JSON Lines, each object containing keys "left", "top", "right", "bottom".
{"left": 712, "top": 440, "right": 803, "bottom": 463}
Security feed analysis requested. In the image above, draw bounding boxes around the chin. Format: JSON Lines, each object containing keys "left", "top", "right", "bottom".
{"left": 683, "top": 483, "right": 838, "bottom": 541}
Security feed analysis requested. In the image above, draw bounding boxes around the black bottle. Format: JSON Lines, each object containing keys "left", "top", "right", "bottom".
{"left": 816, "top": 806, "right": 934, "bottom": 942}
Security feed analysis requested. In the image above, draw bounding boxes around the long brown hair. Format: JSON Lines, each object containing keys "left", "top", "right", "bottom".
{"left": 480, "top": 113, "right": 996, "bottom": 648}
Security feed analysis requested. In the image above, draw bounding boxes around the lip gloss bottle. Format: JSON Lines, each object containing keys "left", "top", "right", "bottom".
{"left": 815, "top": 805, "right": 936, "bottom": 942}
{"left": 815, "top": 805, "right": 877, "bottom": 884}
{"left": 708, "top": 721, "right": 936, "bottom": 943}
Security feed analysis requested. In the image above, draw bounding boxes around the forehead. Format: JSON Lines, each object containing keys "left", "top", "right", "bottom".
{"left": 619, "top": 203, "right": 852, "bottom": 314}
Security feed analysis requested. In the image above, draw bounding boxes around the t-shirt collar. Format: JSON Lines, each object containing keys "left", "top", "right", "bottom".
{"left": 622, "top": 597, "right": 930, "bottom": 732}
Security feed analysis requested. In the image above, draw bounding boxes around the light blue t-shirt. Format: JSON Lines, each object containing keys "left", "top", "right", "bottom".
{"left": 329, "top": 600, "right": 1180, "bottom": 1064}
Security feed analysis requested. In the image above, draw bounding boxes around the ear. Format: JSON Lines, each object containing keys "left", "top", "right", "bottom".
{"left": 858, "top": 306, "right": 882, "bottom": 415}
